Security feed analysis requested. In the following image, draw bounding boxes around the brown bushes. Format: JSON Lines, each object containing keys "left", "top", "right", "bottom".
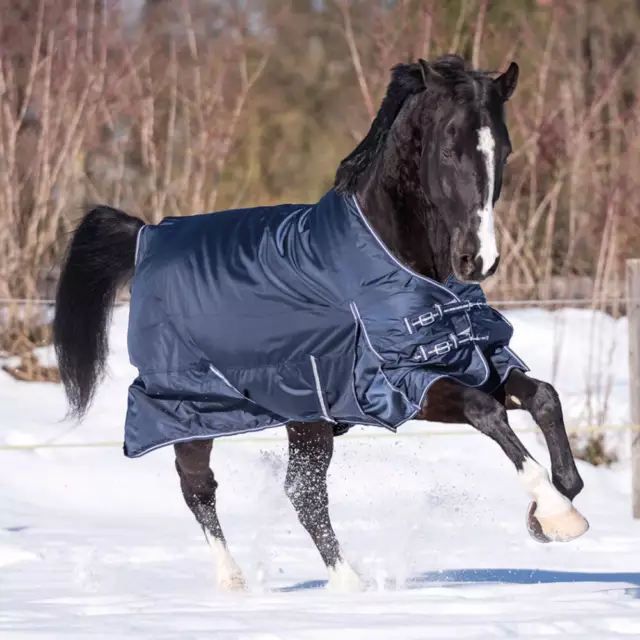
{"left": 0, "top": 1, "right": 637, "bottom": 453}
{"left": 0, "top": 0, "right": 277, "bottom": 302}
{"left": 2, "top": 0, "right": 637, "bottom": 305}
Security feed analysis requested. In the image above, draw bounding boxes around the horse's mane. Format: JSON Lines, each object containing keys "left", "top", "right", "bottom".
{"left": 334, "top": 54, "right": 495, "bottom": 194}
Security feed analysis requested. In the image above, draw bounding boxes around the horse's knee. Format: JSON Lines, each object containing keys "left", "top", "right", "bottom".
{"left": 530, "top": 381, "right": 561, "bottom": 417}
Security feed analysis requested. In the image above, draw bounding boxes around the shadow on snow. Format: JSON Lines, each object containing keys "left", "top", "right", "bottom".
{"left": 278, "top": 568, "right": 640, "bottom": 594}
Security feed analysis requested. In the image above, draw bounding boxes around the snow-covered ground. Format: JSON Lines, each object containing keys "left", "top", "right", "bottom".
{"left": 1, "top": 306, "right": 640, "bottom": 639}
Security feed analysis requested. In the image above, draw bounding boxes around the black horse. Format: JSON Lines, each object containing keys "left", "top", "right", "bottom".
{"left": 53, "top": 55, "right": 588, "bottom": 593}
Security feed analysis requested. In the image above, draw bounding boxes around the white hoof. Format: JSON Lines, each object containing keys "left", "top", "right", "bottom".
{"left": 218, "top": 571, "right": 248, "bottom": 592}
{"left": 527, "top": 501, "right": 589, "bottom": 543}
{"left": 206, "top": 532, "right": 248, "bottom": 592}
{"left": 327, "top": 561, "right": 366, "bottom": 593}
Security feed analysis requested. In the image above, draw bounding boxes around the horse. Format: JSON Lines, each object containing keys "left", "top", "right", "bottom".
{"left": 52, "top": 55, "right": 588, "bottom": 593}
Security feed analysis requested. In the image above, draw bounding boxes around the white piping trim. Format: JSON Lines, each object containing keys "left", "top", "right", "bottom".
{"left": 404, "top": 317, "right": 414, "bottom": 334}
{"left": 208, "top": 364, "right": 261, "bottom": 408}
{"left": 502, "top": 348, "right": 530, "bottom": 374}
{"left": 209, "top": 363, "right": 238, "bottom": 391}
{"left": 126, "top": 362, "right": 295, "bottom": 457}
{"left": 349, "top": 303, "right": 429, "bottom": 416}
{"left": 310, "top": 355, "right": 336, "bottom": 423}
{"left": 348, "top": 307, "right": 401, "bottom": 431}
{"left": 492, "top": 307, "right": 514, "bottom": 329}
{"left": 402, "top": 374, "right": 448, "bottom": 427}
{"left": 134, "top": 225, "right": 146, "bottom": 266}
{"left": 503, "top": 346, "right": 529, "bottom": 370}
{"left": 379, "top": 367, "right": 421, "bottom": 412}
{"left": 348, "top": 373, "right": 393, "bottom": 430}
{"left": 486, "top": 308, "right": 530, "bottom": 372}
{"left": 126, "top": 421, "right": 291, "bottom": 458}
{"left": 349, "top": 302, "right": 385, "bottom": 362}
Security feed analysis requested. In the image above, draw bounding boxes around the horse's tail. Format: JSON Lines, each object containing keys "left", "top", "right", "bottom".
{"left": 53, "top": 206, "right": 144, "bottom": 419}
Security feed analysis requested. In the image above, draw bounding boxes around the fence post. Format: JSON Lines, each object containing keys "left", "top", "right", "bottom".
{"left": 627, "top": 259, "right": 640, "bottom": 518}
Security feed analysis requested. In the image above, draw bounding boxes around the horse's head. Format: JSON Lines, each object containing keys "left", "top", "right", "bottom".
{"left": 418, "top": 57, "right": 518, "bottom": 282}
{"left": 335, "top": 55, "right": 519, "bottom": 284}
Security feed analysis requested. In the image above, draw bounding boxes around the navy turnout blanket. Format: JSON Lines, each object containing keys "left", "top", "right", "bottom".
{"left": 124, "top": 188, "right": 528, "bottom": 457}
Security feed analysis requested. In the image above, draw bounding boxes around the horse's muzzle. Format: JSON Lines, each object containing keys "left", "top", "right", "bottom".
{"left": 453, "top": 253, "right": 500, "bottom": 283}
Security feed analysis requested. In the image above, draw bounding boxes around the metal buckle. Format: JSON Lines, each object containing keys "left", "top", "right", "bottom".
{"left": 428, "top": 340, "right": 452, "bottom": 357}
{"left": 413, "top": 311, "right": 438, "bottom": 328}
{"left": 414, "top": 339, "right": 453, "bottom": 362}
{"left": 409, "top": 304, "right": 443, "bottom": 331}
{"left": 412, "top": 326, "right": 490, "bottom": 363}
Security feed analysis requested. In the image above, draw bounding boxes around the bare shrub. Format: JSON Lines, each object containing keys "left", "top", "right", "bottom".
{"left": 0, "top": 0, "right": 273, "bottom": 342}
{"left": 1, "top": 0, "right": 638, "bottom": 461}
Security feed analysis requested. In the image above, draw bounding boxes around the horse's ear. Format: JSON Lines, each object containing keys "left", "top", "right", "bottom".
{"left": 493, "top": 62, "right": 519, "bottom": 101}
{"left": 418, "top": 58, "right": 444, "bottom": 88}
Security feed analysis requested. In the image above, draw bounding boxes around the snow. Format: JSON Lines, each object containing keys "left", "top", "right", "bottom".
{"left": 2, "top": 305, "right": 640, "bottom": 638}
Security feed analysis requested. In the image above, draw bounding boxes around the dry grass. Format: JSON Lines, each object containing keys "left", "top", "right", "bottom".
{"left": 0, "top": 0, "right": 636, "bottom": 462}
{"left": 570, "top": 432, "right": 619, "bottom": 467}
{"left": 0, "top": 0, "right": 276, "bottom": 335}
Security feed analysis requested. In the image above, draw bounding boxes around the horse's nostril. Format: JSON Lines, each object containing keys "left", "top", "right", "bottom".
{"left": 458, "top": 254, "right": 475, "bottom": 276}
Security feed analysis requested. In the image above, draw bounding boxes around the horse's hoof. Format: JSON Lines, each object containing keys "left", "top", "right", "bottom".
{"left": 218, "top": 572, "right": 248, "bottom": 592}
{"left": 327, "top": 561, "right": 366, "bottom": 593}
{"left": 526, "top": 501, "right": 589, "bottom": 543}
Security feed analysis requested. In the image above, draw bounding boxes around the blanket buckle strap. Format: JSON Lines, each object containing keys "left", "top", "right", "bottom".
{"left": 405, "top": 300, "right": 489, "bottom": 334}
{"left": 412, "top": 332, "right": 490, "bottom": 362}
{"left": 410, "top": 304, "right": 443, "bottom": 329}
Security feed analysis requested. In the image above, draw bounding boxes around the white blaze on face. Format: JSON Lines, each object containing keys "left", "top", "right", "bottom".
{"left": 476, "top": 126, "right": 499, "bottom": 275}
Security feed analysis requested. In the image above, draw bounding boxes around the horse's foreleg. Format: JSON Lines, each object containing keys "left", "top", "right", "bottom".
{"left": 174, "top": 439, "right": 246, "bottom": 591}
{"left": 420, "top": 380, "right": 588, "bottom": 543}
{"left": 503, "top": 369, "right": 584, "bottom": 501}
{"left": 285, "top": 422, "right": 363, "bottom": 591}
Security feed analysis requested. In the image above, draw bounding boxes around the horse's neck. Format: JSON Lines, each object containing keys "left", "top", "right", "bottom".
{"left": 355, "top": 164, "right": 452, "bottom": 283}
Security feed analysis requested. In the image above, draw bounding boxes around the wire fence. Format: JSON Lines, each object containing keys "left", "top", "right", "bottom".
{"left": 0, "top": 423, "right": 637, "bottom": 453}
{"left": 0, "top": 296, "right": 635, "bottom": 308}
{"left": 0, "top": 297, "right": 129, "bottom": 306}
{"left": 0, "top": 293, "right": 632, "bottom": 454}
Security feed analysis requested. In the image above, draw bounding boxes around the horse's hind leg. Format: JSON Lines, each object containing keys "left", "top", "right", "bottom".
{"left": 174, "top": 439, "right": 246, "bottom": 591}
{"left": 285, "top": 422, "right": 364, "bottom": 591}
